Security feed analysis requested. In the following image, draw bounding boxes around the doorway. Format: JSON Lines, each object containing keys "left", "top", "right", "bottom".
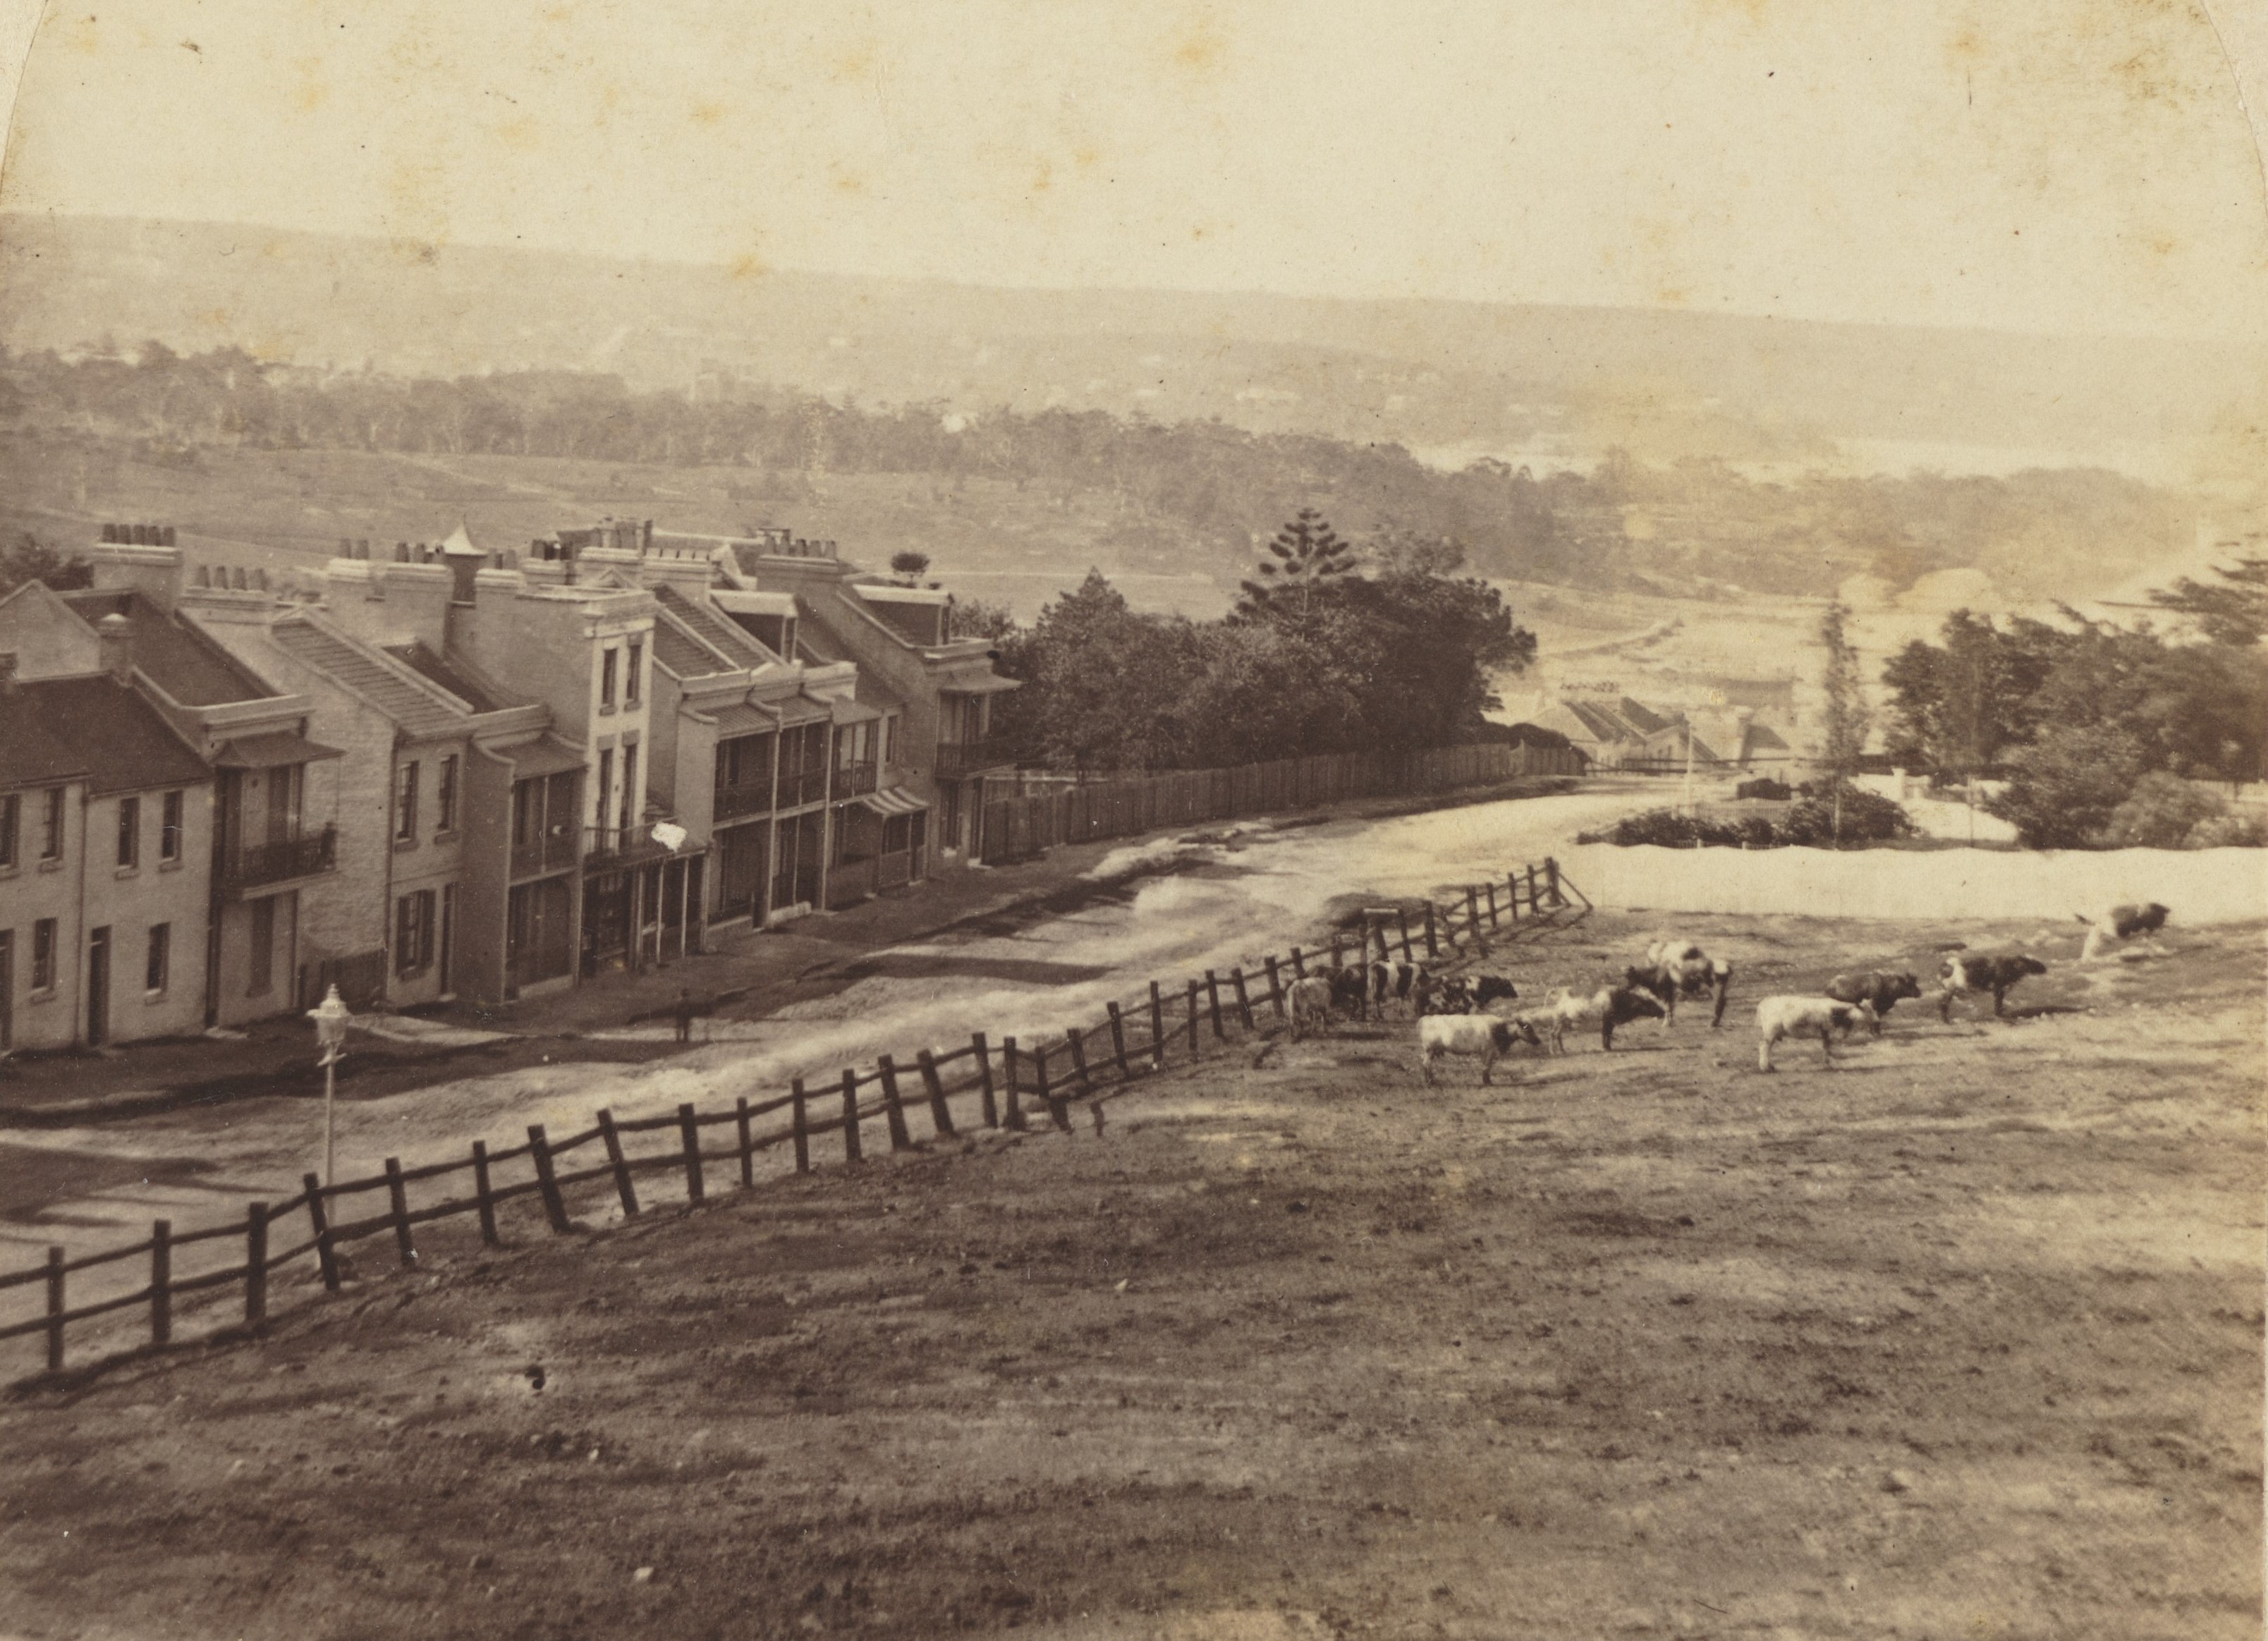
{"left": 86, "top": 925, "right": 111, "bottom": 1047}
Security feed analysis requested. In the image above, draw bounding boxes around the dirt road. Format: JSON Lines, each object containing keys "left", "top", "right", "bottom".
{"left": 0, "top": 910, "right": 2257, "bottom": 1640}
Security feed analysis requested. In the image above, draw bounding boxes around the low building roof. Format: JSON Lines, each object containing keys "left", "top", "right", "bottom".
{"left": 61, "top": 589, "right": 280, "bottom": 706}
{"left": 270, "top": 614, "right": 467, "bottom": 738}
{"left": 15, "top": 675, "right": 209, "bottom": 795}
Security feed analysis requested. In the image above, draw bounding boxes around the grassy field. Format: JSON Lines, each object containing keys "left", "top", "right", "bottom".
{"left": 0, "top": 910, "right": 2257, "bottom": 1640}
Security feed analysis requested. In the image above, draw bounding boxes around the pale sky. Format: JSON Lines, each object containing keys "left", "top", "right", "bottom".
{"left": 1, "top": 0, "right": 2264, "bottom": 339}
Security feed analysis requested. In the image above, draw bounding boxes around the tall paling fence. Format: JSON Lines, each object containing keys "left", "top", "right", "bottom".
{"left": 0, "top": 858, "right": 1592, "bottom": 1386}
{"left": 975, "top": 742, "right": 1586, "bottom": 865}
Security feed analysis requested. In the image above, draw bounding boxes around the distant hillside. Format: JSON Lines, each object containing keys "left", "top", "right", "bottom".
{"left": 3, "top": 212, "right": 2257, "bottom": 473}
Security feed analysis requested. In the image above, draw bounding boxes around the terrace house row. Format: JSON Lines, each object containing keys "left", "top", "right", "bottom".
{"left": 0, "top": 519, "right": 1018, "bottom": 1048}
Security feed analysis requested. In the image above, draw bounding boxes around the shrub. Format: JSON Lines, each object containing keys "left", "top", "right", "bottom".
{"left": 1735, "top": 777, "right": 1791, "bottom": 801}
{"left": 2097, "top": 772, "right": 2228, "bottom": 849}
{"left": 1776, "top": 781, "right": 1918, "bottom": 847}
{"left": 1579, "top": 808, "right": 1747, "bottom": 848}
{"left": 1986, "top": 724, "right": 2152, "bottom": 849}
{"left": 2183, "top": 808, "right": 2268, "bottom": 848}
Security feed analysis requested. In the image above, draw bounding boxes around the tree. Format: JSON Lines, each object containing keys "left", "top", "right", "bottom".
{"left": 950, "top": 596, "right": 1018, "bottom": 641}
{"left": 1817, "top": 598, "right": 1871, "bottom": 843}
{"left": 0, "top": 532, "right": 92, "bottom": 596}
{"left": 1022, "top": 571, "right": 1202, "bottom": 772}
{"left": 1236, "top": 509, "right": 1358, "bottom": 623}
{"left": 1986, "top": 723, "right": 2152, "bottom": 848}
{"left": 2098, "top": 773, "right": 2228, "bottom": 848}
{"left": 2147, "top": 545, "right": 2268, "bottom": 646}
{"left": 889, "top": 549, "right": 932, "bottom": 583}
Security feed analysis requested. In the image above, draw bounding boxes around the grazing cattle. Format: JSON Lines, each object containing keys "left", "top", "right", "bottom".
{"left": 1371, "top": 960, "right": 1441, "bottom": 1017}
{"left": 1465, "top": 973, "right": 1520, "bottom": 1010}
{"left": 1325, "top": 966, "right": 1370, "bottom": 1020}
{"left": 1286, "top": 976, "right": 1337, "bottom": 1039}
{"left": 1756, "top": 995, "right": 1876, "bottom": 1070}
{"left": 1418, "top": 1014, "right": 1540, "bottom": 1086}
{"left": 1824, "top": 970, "right": 1924, "bottom": 1035}
{"left": 1937, "top": 953, "right": 2048, "bottom": 1020}
{"left": 2078, "top": 901, "right": 2170, "bottom": 963}
{"left": 1545, "top": 983, "right": 1669, "bottom": 1052}
{"left": 1638, "top": 941, "right": 1734, "bottom": 1027}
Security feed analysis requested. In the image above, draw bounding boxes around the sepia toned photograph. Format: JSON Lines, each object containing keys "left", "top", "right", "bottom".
{"left": 0, "top": 2, "right": 2262, "bottom": 1635}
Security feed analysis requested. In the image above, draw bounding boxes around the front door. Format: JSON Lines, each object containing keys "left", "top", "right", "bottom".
{"left": 86, "top": 925, "right": 110, "bottom": 1047}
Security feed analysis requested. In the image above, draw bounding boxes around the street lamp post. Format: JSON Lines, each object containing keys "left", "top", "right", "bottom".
{"left": 307, "top": 984, "right": 352, "bottom": 1188}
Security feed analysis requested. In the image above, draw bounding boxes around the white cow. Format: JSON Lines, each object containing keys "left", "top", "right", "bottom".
{"left": 1756, "top": 995, "right": 1875, "bottom": 1070}
{"left": 1418, "top": 1015, "right": 1537, "bottom": 1086}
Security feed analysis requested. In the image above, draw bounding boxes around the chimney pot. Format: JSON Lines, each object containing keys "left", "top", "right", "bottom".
{"left": 97, "top": 613, "right": 133, "bottom": 681}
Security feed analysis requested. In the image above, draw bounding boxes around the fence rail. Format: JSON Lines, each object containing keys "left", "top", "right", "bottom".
{"left": 975, "top": 742, "right": 1583, "bottom": 865}
{"left": 0, "top": 856, "right": 1590, "bottom": 1384}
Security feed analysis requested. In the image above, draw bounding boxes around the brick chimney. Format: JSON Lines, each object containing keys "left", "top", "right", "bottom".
{"left": 87, "top": 523, "right": 185, "bottom": 611}
{"left": 96, "top": 613, "right": 133, "bottom": 681}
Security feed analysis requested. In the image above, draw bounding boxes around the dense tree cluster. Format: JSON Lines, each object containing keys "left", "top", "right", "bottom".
{"left": 0, "top": 343, "right": 2191, "bottom": 599}
{"left": 0, "top": 531, "right": 91, "bottom": 596}
{"left": 1882, "top": 568, "right": 2268, "bottom": 848}
{"left": 989, "top": 518, "right": 1536, "bottom": 773}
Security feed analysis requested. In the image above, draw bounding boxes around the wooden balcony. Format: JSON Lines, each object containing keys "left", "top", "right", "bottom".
{"left": 934, "top": 735, "right": 1018, "bottom": 780}
{"left": 509, "top": 826, "right": 580, "bottom": 881}
{"left": 222, "top": 826, "right": 337, "bottom": 897}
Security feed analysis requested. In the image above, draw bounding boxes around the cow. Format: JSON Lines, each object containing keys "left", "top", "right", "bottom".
{"left": 1824, "top": 970, "right": 1924, "bottom": 1035}
{"left": 1545, "top": 983, "right": 1669, "bottom": 1052}
{"left": 1937, "top": 953, "right": 2048, "bottom": 1020}
{"left": 1465, "top": 973, "right": 1520, "bottom": 1011}
{"left": 1418, "top": 1014, "right": 1542, "bottom": 1087}
{"left": 1638, "top": 940, "right": 1734, "bottom": 1027}
{"left": 1286, "top": 976, "right": 1337, "bottom": 1039}
{"left": 2078, "top": 901, "right": 2170, "bottom": 963}
{"left": 1371, "top": 960, "right": 1441, "bottom": 1018}
{"left": 1325, "top": 965, "right": 1370, "bottom": 1020}
{"left": 1757, "top": 995, "right": 1876, "bottom": 1070}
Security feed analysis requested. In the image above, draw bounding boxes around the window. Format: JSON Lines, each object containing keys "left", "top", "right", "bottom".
{"left": 32, "top": 919, "right": 57, "bottom": 991}
{"left": 116, "top": 795, "right": 139, "bottom": 868}
{"left": 625, "top": 642, "right": 642, "bottom": 706}
{"left": 248, "top": 898, "right": 275, "bottom": 995}
{"left": 266, "top": 765, "right": 300, "bottom": 843}
{"left": 435, "top": 755, "right": 459, "bottom": 834}
{"left": 39, "top": 788, "right": 63, "bottom": 860}
{"left": 159, "top": 790, "right": 183, "bottom": 862}
{"left": 0, "top": 793, "right": 16, "bottom": 868}
{"left": 394, "top": 761, "right": 420, "bottom": 843}
{"left": 879, "top": 714, "right": 896, "bottom": 768}
{"left": 145, "top": 923, "right": 169, "bottom": 993}
{"left": 439, "top": 884, "right": 456, "bottom": 994}
{"left": 620, "top": 745, "right": 639, "bottom": 835}
{"left": 599, "top": 647, "right": 618, "bottom": 709}
{"left": 595, "top": 749, "right": 614, "bottom": 838}
{"left": 396, "top": 890, "right": 436, "bottom": 977}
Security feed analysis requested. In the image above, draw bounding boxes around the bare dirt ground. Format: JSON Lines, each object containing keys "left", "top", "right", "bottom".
{"left": 0, "top": 910, "right": 2259, "bottom": 1641}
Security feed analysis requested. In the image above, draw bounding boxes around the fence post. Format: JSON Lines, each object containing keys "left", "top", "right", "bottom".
{"left": 243, "top": 1202, "right": 269, "bottom": 1329}
{"left": 1508, "top": 869, "right": 1523, "bottom": 919}
{"left": 1542, "top": 860, "right": 1557, "bottom": 908}
{"left": 150, "top": 1220, "right": 172, "bottom": 1349}
{"left": 1105, "top": 1003, "right": 1132, "bottom": 1078}
{"left": 384, "top": 1157, "right": 417, "bottom": 1267}
{"left": 973, "top": 1033, "right": 999, "bottom": 1128}
{"left": 1484, "top": 883, "right": 1500, "bottom": 927}
{"left": 877, "top": 1056, "right": 914, "bottom": 1150}
{"left": 1230, "top": 967, "right": 1255, "bottom": 1031}
{"left": 43, "top": 1246, "right": 65, "bottom": 1373}
{"left": 840, "top": 1069, "right": 864, "bottom": 1164}
{"left": 1329, "top": 932, "right": 1343, "bottom": 971}
{"left": 1422, "top": 904, "right": 1439, "bottom": 958}
{"left": 1034, "top": 1042, "right": 1068, "bottom": 1130}
{"left": 1064, "top": 1027, "right": 1095, "bottom": 1092}
{"left": 466, "top": 1140, "right": 499, "bottom": 1246}
{"left": 1289, "top": 946, "right": 1307, "bottom": 980}
{"left": 1148, "top": 982, "right": 1166, "bottom": 1069}
{"left": 678, "top": 1103, "right": 705, "bottom": 1204}
{"left": 1186, "top": 980, "right": 1202, "bottom": 1055}
{"left": 526, "top": 1128, "right": 571, "bottom": 1234}
{"left": 1205, "top": 970, "right": 1226, "bottom": 1039}
{"left": 787, "top": 1084, "right": 808, "bottom": 1174}
{"left": 1465, "top": 888, "right": 1489, "bottom": 953}
{"left": 596, "top": 1110, "right": 641, "bottom": 1218}
{"left": 1396, "top": 910, "right": 1415, "bottom": 960}
{"left": 1001, "top": 1036, "right": 1026, "bottom": 1130}
{"left": 1262, "top": 956, "right": 1286, "bottom": 1019}
{"left": 917, "top": 1050, "right": 956, "bottom": 1136}
{"left": 305, "top": 1171, "right": 343, "bottom": 1287}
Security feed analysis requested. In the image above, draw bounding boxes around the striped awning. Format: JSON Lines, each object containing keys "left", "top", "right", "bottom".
{"left": 857, "top": 786, "right": 929, "bottom": 817}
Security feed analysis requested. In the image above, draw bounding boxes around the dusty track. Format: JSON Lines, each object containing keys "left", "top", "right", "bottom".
{"left": 0, "top": 912, "right": 2259, "bottom": 1640}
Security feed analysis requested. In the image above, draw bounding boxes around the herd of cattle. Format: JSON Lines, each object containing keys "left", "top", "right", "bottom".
{"left": 1280, "top": 901, "right": 2172, "bottom": 1086}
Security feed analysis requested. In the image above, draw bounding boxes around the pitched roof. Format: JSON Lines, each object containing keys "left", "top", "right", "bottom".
{"left": 0, "top": 687, "right": 90, "bottom": 788}
{"left": 16, "top": 675, "right": 209, "bottom": 795}
{"left": 650, "top": 609, "right": 738, "bottom": 681}
{"left": 60, "top": 590, "right": 279, "bottom": 706}
{"left": 1561, "top": 700, "right": 1638, "bottom": 743}
{"left": 267, "top": 614, "right": 466, "bottom": 738}
{"left": 652, "top": 585, "right": 777, "bottom": 667}
{"left": 384, "top": 642, "right": 513, "bottom": 713}
{"left": 1616, "top": 697, "right": 1672, "bottom": 735}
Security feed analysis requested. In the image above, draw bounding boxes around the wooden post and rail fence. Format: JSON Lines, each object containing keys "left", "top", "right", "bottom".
{"left": 0, "top": 858, "right": 1590, "bottom": 1384}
